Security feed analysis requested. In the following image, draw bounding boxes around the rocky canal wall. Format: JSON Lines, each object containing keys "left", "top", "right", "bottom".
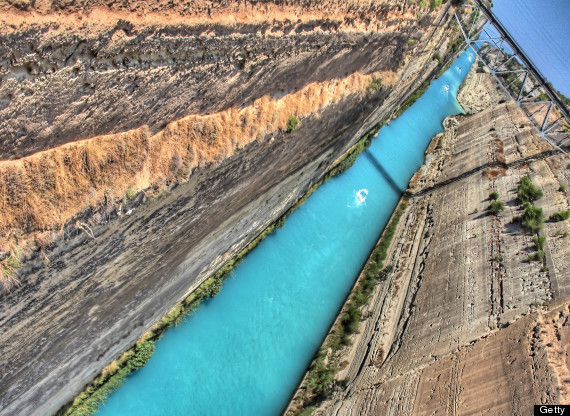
{"left": 0, "top": 2, "right": 463, "bottom": 415}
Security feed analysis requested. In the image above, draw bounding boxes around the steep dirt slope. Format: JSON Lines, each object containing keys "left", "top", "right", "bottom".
{"left": 0, "top": 0, "right": 425, "bottom": 159}
{"left": 0, "top": 0, "right": 452, "bottom": 266}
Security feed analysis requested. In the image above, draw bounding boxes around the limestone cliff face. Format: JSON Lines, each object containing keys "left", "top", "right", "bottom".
{"left": 303, "top": 70, "right": 570, "bottom": 415}
{"left": 0, "top": 1, "right": 459, "bottom": 415}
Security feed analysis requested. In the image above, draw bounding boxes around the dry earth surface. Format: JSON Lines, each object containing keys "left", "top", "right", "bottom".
{"left": 301, "top": 65, "right": 570, "bottom": 415}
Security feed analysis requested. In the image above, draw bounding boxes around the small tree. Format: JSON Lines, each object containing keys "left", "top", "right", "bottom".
{"left": 521, "top": 202, "right": 545, "bottom": 234}
{"left": 517, "top": 176, "right": 543, "bottom": 203}
{"left": 488, "top": 200, "right": 505, "bottom": 215}
{"left": 489, "top": 191, "right": 499, "bottom": 200}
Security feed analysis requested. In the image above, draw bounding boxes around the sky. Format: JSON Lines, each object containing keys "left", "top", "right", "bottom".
{"left": 491, "top": 0, "right": 570, "bottom": 96}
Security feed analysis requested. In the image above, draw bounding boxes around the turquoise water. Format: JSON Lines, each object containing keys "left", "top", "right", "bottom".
{"left": 97, "top": 51, "right": 473, "bottom": 416}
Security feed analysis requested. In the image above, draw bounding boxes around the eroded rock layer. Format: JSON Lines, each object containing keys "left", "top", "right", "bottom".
{"left": 0, "top": 1, "right": 461, "bottom": 415}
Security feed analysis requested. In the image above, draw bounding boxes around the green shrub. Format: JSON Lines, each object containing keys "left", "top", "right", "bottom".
{"left": 430, "top": 0, "right": 442, "bottom": 11}
{"left": 125, "top": 187, "right": 137, "bottom": 200}
{"left": 286, "top": 116, "right": 299, "bottom": 133}
{"left": 433, "top": 52, "right": 442, "bottom": 64}
{"left": 533, "top": 235, "right": 546, "bottom": 250}
{"left": 449, "top": 35, "right": 464, "bottom": 53}
{"left": 521, "top": 202, "right": 545, "bottom": 234}
{"left": 534, "top": 250, "right": 545, "bottom": 261}
{"left": 488, "top": 200, "right": 505, "bottom": 215}
{"left": 395, "top": 81, "right": 430, "bottom": 117}
{"left": 550, "top": 210, "right": 570, "bottom": 222}
{"left": 342, "top": 304, "right": 362, "bottom": 334}
{"left": 367, "top": 77, "right": 383, "bottom": 92}
{"left": 517, "top": 176, "right": 543, "bottom": 203}
{"left": 489, "top": 191, "right": 499, "bottom": 200}
{"left": 408, "top": 39, "right": 415, "bottom": 45}
{"left": 560, "top": 185, "right": 567, "bottom": 192}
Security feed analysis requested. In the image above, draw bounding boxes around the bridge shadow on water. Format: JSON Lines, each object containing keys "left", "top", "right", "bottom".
{"left": 411, "top": 149, "right": 559, "bottom": 198}
{"left": 363, "top": 151, "right": 405, "bottom": 196}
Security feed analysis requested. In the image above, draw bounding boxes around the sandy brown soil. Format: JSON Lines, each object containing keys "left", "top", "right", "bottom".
{"left": 0, "top": 0, "right": 431, "bottom": 160}
{"left": 301, "top": 67, "right": 570, "bottom": 415}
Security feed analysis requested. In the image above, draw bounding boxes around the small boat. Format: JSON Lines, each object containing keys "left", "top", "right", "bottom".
{"left": 444, "top": 85, "right": 450, "bottom": 92}
{"left": 356, "top": 189, "right": 368, "bottom": 203}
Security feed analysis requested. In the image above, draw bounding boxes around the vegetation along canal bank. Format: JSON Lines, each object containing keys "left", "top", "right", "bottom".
{"left": 59, "top": 50, "right": 476, "bottom": 416}
{"left": 300, "top": 57, "right": 570, "bottom": 415}
{"left": 0, "top": 2, "right": 477, "bottom": 415}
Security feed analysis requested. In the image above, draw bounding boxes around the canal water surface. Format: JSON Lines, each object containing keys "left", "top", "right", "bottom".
{"left": 97, "top": 50, "right": 474, "bottom": 416}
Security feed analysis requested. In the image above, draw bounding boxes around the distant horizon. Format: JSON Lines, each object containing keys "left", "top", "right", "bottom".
{"left": 492, "top": 0, "right": 570, "bottom": 97}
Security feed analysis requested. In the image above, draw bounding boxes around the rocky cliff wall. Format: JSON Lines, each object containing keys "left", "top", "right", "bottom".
{"left": 0, "top": 1, "right": 460, "bottom": 415}
{"left": 306, "top": 68, "right": 570, "bottom": 415}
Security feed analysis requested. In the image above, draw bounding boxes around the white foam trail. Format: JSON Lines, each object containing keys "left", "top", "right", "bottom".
{"left": 355, "top": 189, "right": 368, "bottom": 204}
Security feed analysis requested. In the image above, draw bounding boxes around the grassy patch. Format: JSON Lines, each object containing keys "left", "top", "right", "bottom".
{"left": 286, "top": 116, "right": 300, "bottom": 133}
{"left": 125, "top": 187, "right": 137, "bottom": 200}
{"left": 0, "top": 249, "right": 22, "bottom": 289}
{"left": 550, "top": 210, "right": 570, "bottom": 222}
{"left": 367, "top": 77, "right": 383, "bottom": 93}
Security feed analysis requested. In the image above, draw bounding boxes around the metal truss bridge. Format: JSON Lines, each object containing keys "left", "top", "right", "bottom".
{"left": 455, "top": 0, "right": 570, "bottom": 153}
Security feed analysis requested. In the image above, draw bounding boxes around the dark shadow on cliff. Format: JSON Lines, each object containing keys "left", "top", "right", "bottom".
{"left": 411, "top": 149, "right": 559, "bottom": 198}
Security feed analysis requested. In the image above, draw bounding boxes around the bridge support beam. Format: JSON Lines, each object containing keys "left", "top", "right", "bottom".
{"left": 455, "top": 0, "right": 569, "bottom": 152}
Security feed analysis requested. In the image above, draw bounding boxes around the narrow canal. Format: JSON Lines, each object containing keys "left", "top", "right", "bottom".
{"left": 97, "top": 50, "right": 474, "bottom": 416}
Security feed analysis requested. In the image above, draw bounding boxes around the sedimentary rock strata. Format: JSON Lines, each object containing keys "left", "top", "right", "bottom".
{"left": 0, "top": 1, "right": 462, "bottom": 415}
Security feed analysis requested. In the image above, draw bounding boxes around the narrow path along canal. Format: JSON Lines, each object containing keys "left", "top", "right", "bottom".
{"left": 97, "top": 50, "right": 474, "bottom": 416}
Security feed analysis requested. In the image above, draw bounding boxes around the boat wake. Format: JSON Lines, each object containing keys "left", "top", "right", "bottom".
{"left": 355, "top": 188, "right": 368, "bottom": 204}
